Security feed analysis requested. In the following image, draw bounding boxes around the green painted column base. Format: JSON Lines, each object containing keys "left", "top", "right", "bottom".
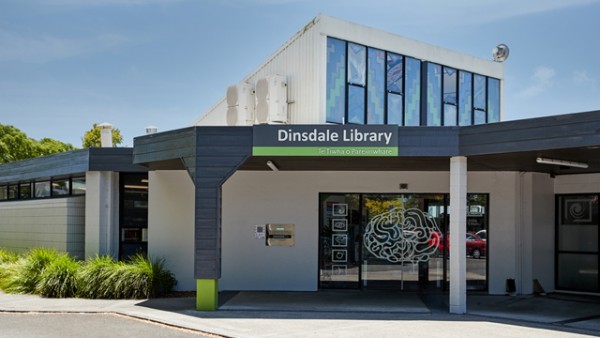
{"left": 196, "top": 279, "right": 218, "bottom": 311}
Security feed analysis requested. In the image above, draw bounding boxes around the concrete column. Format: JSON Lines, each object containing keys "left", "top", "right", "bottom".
{"left": 85, "top": 171, "right": 119, "bottom": 258}
{"left": 449, "top": 156, "right": 467, "bottom": 314}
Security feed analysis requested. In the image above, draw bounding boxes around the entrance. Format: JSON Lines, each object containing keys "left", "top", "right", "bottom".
{"left": 319, "top": 193, "right": 488, "bottom": 291}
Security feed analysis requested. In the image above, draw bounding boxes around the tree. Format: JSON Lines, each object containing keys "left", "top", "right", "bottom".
{"left": 0, "top": 124, "right": 75, "bottom": 164}
{"left": 81, "top": 123, "right": 123, "bottom": 148}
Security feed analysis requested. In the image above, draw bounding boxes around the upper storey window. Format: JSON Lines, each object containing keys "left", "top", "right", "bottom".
{"left": 326, "top": 37, "right": 501, "bottom": 126}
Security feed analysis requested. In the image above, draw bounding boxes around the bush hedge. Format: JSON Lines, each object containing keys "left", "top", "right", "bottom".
{"left": 0, "top": 248, "right": 176, "bottom": 299}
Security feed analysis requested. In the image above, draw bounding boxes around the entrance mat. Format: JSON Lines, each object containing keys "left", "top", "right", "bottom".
{"left": 219, "top": 290, "right": 430, "bottom": 313}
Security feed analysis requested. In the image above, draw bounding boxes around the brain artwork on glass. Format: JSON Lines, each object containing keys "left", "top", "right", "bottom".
{"left": 363, "top": 208, "right": 440, "bottom": 263}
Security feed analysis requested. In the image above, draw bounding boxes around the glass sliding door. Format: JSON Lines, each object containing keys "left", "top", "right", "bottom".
{"left": 361, "top": 194, "right": 446, "bottom": 290}
{"left": 319, "top": 192, "right": 488, "bottom": 291}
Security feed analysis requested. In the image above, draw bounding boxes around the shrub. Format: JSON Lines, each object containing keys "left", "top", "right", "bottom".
{"left": 76, "top": 255, "right": 116, "bottom": 299}
{"left": 77, "top": 254, "right": 176, "bottom": 299}
{"left": 35, "top": 253, "right": 80, "bottom": 298}
{"left": 0, "top": 248, "right": 18, "bottom": 265}
{"left": 0, "top": 248, "right": 176, "bottom": 299}
{"left": 0, "top": 248, "right": 58, "bottom": 294}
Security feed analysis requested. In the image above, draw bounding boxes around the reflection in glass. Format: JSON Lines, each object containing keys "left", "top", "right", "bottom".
{"left": 443, "top": 67, "right": 457, "bottom": 104}
{"left": 387, "top": 93, "right": 403, "bottom": 125}
{"left": 405, "top": 57, "right": 421, "bottom": 126}
{"left": 458, "top": 71, "right": 472, "bottom": 126}
{"left": 52, "top": 180, "right": 70, "bottom": 196}
{"left": 348, "top": 43, "right": 366, "bottom": 86}
{"left": 386, "top": 53, "right": 403, "bottom": 93}
{"left": 72, "top": 177, "right": 86, "bottom": 195}
{"left": 558, "top": 253, "right": 598, "bottom": 292}
{"left": 326, "top": 37, "right": 346, "bottom": 124}
{"left": 444, "top": 104, "right": 457, "bottom": 126}
{"left": 348, "top": 85, "right": 365, "bottom": 124}
{"left": 426, "top": 63, "right": 442, "bottom": 126}
{"left": 35, "top": 181, "right": 51, "bottom": 198}
{"left": 473, "top": 74, "right": 486, "bottom": 125}
{"left": 487, "top": 78, "right": 500, "bottom": 123}
{"left": 0, "top": 186, "right": 6, "bottom": 200}
{"left": 19, "top": 183, "right": 32, "bottom": 199}
{"left": 8, "top": 185, "right": 18, "bottom": 199}
{"left": 367, "top": 48, "right": 385, "bottom": 124}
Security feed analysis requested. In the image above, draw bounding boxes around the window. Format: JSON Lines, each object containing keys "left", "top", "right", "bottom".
{"left": 325, "top": 37, "right": 500, "bottom": 127}
{"left": 487, "top": 78, "right": 500, "bottom": 123}
{"left": 0, "top": 176, "right": 87, "bottom": 202}
{"left": 367, "top": 48, "right": 385, "bottom": 124}
{"left": 404, "top": 57, "right": 421, "bottom": 126}
{"left": 34, "top": 181, "right": 51, "bottom": 198}
{"left": 347, "top": 43, "right": 367, "bottom": 125}
{"left": 556, "top": 194, "right": 599, "bottom": 292}
{"left": 473, "top": 74, "right": 487, "bottom": 125}
{"left": 426, "top": 63, "right": 442, "bottom": 126}
{"left": 326, "top": 37, "right": 346, "bottom": 124}
{"left": 443, "top": 67, "right": 458, "bottom": 126}
{"left": 458, "top": 71, "right": 473, "bottom": 126}
{"left": 386, "top": 53, "right": 403, "bottom": 125}
{"left": 8, "top": 185, "right": 18, "bottom": 200}
{"left": 120, "top": 173, "right": 149, "bottom": 260}
{"left": 0, "top": 186, "right": 7, "bottom": 200}
{"left": 52, "top": 179, "right": 70, "bottom": 196}
{"left": 72, "top": 177, "right": 86, "bottom": 195}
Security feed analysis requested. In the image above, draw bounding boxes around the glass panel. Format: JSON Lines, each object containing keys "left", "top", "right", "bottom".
{"left": 444, "top": 104, "right": 457, "bottom": 126}
{"left": 466, "top": 194, "right": 488, "bottom": 290}
{"left": 0, "top": 186, "right": 7, "bottom": 200}
{"left": 8, "top": 185, "right": 18, "bottom": 199}
{"left": 387, "top": 93, "right": 403, "bottom": 125}
{"left": 367, "top": 48, "right": 385, "bottom": 124}
{"left": 404, "top": 57, "right": 421, "bottom": 126}
{"left": 487, "top": 78, "right": 500, "bottom": 123}
{"left": 458, "top": 71, "right": 472, "bottom": 126}
{"left": 558, "top": 253, "right": 598, "bottom": 292}
{"left": 72, "top": 177, "right": 86, "bottom": 195}
{"left": 426, "top": 63, "right": 442, "bottom": 126}
{"left": 348, "top": 85, "right": 365, "bottom": 124}
{"left": 120, "top": 173, "right": 149, "bottom": 260}
{"left": 326, "top": 37, "right": 346, "bottom": 124}
{"left": 443, "top": 67, "right": 457, "bottom": 105}
{"left": 19, "top": 183, "right": 31, "bottom": 199}
{"left": 386, "top": 53, "right": 403, "bottom": 94}
{"left": 473, "top": 74, "right": 486, "bottom": 125}
{"left": 348, "top": 43, "right": 366, "bottom": 86}
{"left": 52, "top": 179, "right": 70, "bottom": 196}
{"left": 558, "top": 195, "right": 598, "bottom": 252}
{"left": 319, "top": 194, "right": 360, "bottom": 288}
{"left": 34, "top": 181, "right": 51, "bottom": 198}
{"left": 362, "top": 194, "right": 445, "bottom": 290}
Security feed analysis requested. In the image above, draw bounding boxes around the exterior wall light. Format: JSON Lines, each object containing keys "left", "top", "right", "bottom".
{"left": 266, "top": 160, "right": 279, "bottom": 171}
{"left": 536, "top": 157, "right": 589, "bottom": 169}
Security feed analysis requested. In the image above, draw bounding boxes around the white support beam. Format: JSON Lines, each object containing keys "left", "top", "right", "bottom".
{"left": 449, "top": 156, "right": 467, "bottom": 314}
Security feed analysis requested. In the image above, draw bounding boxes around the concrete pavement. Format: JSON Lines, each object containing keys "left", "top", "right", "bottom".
{"left": 1, "top": 290, "right": 600, "bottom": 337}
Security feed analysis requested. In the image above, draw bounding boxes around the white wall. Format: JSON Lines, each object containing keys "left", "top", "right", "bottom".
{"left": 554, "top": 173, "right": 600, "bottom": 194}
{"left": 221, "top": 170, "right": 529, "bottom": 293}
{"left": 85, "top": 171, "right": 119, "bottom": 259}
{"left": 0, "top": 197, "right": 85, "bottom": 259}
{"left": 148, "top": 170, "right": 195, "bottom": 291}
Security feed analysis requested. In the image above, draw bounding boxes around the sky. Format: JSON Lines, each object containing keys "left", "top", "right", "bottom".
{"left": 1, "top": 0, "right": 599, "bottom": 147}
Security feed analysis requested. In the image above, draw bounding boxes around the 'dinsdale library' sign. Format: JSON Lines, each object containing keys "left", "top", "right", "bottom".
{"left": 252, "top": 125, "right": 398, "bottom": 157}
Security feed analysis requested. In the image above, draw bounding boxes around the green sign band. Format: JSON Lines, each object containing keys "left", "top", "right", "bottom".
{"left": 253, "top": 146, "right": 398, "bottom": 157}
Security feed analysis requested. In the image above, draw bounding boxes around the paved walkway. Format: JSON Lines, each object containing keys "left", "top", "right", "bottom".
{"left": 1, "top": 290, "right": 600, "bottom": 337}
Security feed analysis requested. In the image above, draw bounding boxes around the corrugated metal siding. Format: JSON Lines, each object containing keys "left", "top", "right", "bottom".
{"left": 196, "top": 18, "right": 323, "bottom": 126}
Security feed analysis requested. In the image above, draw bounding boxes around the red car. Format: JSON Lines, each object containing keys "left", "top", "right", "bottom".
{"left": 429, "top": 232, "right": 486, "bottom": 259}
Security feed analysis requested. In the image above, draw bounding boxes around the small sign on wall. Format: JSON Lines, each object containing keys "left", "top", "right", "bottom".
{"left": 255, "top": 225, "right": 266, "bottom": 239}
